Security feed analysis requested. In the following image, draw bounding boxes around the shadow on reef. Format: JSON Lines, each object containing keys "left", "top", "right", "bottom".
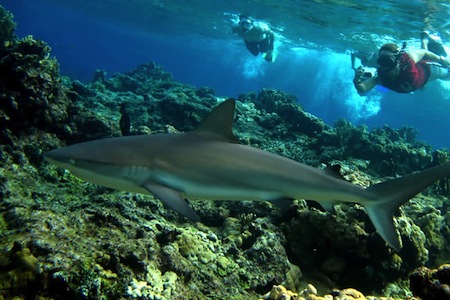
{"left": 1, "top": 5, "right": 450, "bottom": 299}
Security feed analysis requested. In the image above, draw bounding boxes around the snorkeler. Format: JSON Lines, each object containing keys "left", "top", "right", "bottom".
{"left": 232, "top": 15, "right": 275, "bottom": 62}
{"left": 350, "top": 31, "right": 447, "bottom": 71}
{"left": 353, "top": 42, "right": 450, "bottom": 95}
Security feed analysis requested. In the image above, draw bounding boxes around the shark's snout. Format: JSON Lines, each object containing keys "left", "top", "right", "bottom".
{"left": 44, "top": 148, "right": 63, "bottom": 162}
{"left": 43, "top": 148, "right": 75, "bottom": 167}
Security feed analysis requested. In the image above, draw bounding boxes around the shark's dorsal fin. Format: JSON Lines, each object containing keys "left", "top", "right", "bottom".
{"left": 193, "top": 99, "right": 240, "bottom": 143}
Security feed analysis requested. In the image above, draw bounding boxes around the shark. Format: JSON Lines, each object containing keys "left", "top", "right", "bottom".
{"left": 44, "top": 99, "right": 450, "bottom": 251}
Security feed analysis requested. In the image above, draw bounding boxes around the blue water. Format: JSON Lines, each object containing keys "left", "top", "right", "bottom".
{"left": 3, "top": 0, "right": 450, "bottom": 148}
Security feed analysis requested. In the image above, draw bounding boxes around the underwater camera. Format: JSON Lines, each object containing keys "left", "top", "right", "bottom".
{"left": 361, "top": 68, "right": 376, "bottom": 81}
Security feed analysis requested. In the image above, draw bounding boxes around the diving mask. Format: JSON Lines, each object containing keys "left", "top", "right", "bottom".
{"left": 239, "top": 19, "right": 253, "bottom": 31}
{"left": 377, "top": 50, "right": 400, "bottom": 68}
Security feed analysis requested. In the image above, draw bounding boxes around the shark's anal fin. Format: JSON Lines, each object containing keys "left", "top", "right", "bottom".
{"left": 142, "top": 183, "right": 200, "bottom": 222}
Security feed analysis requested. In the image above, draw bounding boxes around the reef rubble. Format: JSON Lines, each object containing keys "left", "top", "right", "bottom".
{"left": 259, "top": 283, "right": 422, "bottom": 300}
{"left": 1, "top": 5, "right": 450, "bottom": 299}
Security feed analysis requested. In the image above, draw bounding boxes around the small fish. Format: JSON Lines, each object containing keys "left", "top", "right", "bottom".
{"left": 119, "top": 103, "right": 131, "bottom": 136}
{"left": 44, "top": 99, "right": 450, "bottom": 251}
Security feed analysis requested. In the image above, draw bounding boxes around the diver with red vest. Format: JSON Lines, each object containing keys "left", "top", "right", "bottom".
{"left": 353, "top": 34, "right": 450, "bottom": 95}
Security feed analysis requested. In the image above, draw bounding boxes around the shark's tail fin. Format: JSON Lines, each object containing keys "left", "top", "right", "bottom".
{"left": 365, "top": 161, "right": 450, "bottom": 251}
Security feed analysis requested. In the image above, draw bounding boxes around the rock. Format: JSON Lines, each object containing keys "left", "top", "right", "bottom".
{"left": 410, "top": 264, "right": 450, "bottom": 300}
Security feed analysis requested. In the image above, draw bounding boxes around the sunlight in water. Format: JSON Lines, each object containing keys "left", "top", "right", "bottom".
{"left": 313, "top": 52, "right": 381, "bottom": 121}
{"left": 241, "top": 56, "right": 265, "bottom": 79}
{"left": 437, "top": 80, "right": 450, "bottom": 101}
{"left": 348, "top": 90, "right": 382, "bottom": 120}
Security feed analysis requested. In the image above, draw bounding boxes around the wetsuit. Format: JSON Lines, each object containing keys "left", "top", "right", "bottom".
{"left": 244, "top": 32, "right": 274, "bottom": 56}
{"left": 378, "top": 53, "right": 431, "bottom": 93}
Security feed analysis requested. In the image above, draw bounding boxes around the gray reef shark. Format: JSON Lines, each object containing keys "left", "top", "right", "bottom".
{"left": 44, "top": 99, "right": 450, "bottom": 251}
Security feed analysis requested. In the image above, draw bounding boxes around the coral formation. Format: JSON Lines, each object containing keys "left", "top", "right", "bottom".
{"left": 0, "top": 34, "right": 67, "bottom": 133}
{"left": 1, "top": 4, "right": 450, "bottom": 299}
{"left": 260, "top": 284, "right": 415, "bottom": 300}
{"left": 260, "top": 284, "right": 299, "bottom": 300}
{"left": 0, "top": 5, "right": 15, "bottom": 44}
{"left": 0, "top": 242, "right": 41, "bottom": 299}
{"left": 409, "top": 264, "right": 450, "bottom": 300}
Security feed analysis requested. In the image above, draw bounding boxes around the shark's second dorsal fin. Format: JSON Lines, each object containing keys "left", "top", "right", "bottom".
{"left": 193, "top": 99, "right": 240, "bottom": 143}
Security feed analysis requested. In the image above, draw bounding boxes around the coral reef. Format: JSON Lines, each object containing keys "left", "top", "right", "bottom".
{"left": 0, "top": 242, "right": 40, "bottom": 299}
{"left": 238, "top": 88, "right": 325, "bottom": 138}
{"left": 1, "top": 5, "right": 450, "bottom": 299}
{"left": 0, "top": 34, "right": 66, "bottom": 134}
{"left": 409, "top": 264, "right": 450, "bottom": 300}
{"left": 315, "top": 120, "right": 432, "bottom": 177}
{"left": 260, "top": 284, "right": 417, "bottom": 300}
{"left": 0, "top": 19, "right": 114, "bottom": 148}
{"left": 0, "top": 5, "right": 15, "bottom": 45}
{"left": 282, "top": 198, "right": 427, "bottom": 295}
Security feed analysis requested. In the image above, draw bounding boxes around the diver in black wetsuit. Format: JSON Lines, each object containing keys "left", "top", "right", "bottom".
{"left": 232, "top": 15, "right": 276, "bottom": 62}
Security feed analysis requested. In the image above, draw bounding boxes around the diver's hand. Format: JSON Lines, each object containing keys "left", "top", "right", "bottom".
{"left": 353, "top": 66, "right": 365, "bottom": 84}
{"left": 354, "top": 66, "right": 364, "bottom": 75}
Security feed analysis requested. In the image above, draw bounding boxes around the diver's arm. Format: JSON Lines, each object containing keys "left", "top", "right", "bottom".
{"left": 421, "top": 38, "right": 429, "bottom": 50}
{"left": 410, "top": 49, "right": 450, "bottom": 66}
{"left": 353, "top": 67, "right": 378, "bottom": 94}
{"left": 354, "top": 77, "right": 378, "bottom": 94}
{"left": 266, "top": 30, "right": 275, "bottom": 49}
{"left": 351, "top": 52, "right": 357, "bottom": 70}
{"left": 424, "top": 50, "right": 450, "bottom": 66}
{"left": 408, "top": 49, "right": 439, "bottom": 63}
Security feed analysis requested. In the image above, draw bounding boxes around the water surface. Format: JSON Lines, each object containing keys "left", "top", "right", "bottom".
{"left": 3, "top": 0, "right": 450, "bottom": 148}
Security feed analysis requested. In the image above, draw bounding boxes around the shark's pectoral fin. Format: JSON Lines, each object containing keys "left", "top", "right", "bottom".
{"left": 142, "top": 183, "right": 200, "bottom": 222}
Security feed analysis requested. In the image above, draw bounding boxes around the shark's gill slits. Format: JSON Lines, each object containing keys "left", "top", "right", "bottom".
{"left": 125, "top": 165, "right": 150, "bottom": 181}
